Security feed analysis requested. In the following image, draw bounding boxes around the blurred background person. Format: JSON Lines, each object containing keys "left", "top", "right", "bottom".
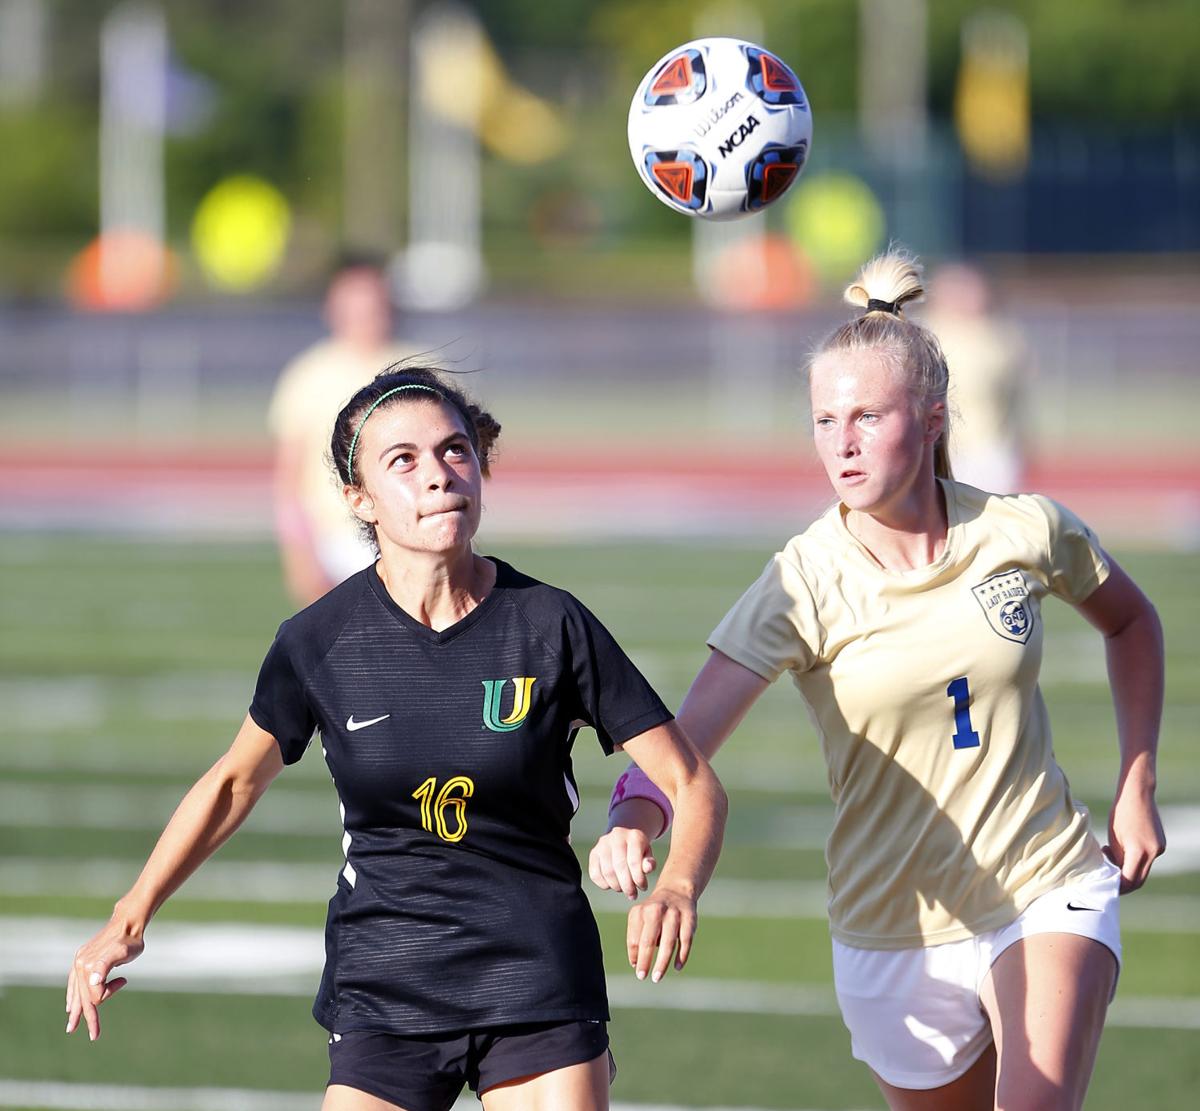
{"left": 269, "top": 253, "right": 416, "bottom": 604}
{"left": 924, "top": 262, "right": 1029, "bottom": 494}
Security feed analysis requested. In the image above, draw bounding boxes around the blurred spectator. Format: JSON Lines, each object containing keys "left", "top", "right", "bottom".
{"left": 268, "top": 253, "right": 414, "bottom": 604}
{"left": 924, "top": 262, "right": 1028, "bottom": 493}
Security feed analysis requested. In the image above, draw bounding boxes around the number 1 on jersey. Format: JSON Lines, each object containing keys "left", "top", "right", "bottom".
{"left": 946, "top": 676, "right": 981, "bottom": 749}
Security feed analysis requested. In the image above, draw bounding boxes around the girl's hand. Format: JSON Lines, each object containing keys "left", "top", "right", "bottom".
{"left": 588, "top": 818, "right": 658, "bottom": 900}
{"left": 626, "top": 883, "right": 697, "bottom": 982}
{"left": 1106, "top": 776, "right": 1166, "bottom": 894}
{"left": 65, "top": 919, "right": 144, "bottom": 1041}
{"left": 62, "top": 716, "right": 283, "bottom": 1042}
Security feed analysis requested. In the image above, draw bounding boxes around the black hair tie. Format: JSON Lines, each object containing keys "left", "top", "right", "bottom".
{"left": 866, "top": 297, "right": 898, "bottom": 314}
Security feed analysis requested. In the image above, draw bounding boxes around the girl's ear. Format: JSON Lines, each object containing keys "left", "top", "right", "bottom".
{"left": 343, "top": 484, "right": 378, "bottom": 525}
{"left": 924, "top": 400, "right": 947, "bottom": 444}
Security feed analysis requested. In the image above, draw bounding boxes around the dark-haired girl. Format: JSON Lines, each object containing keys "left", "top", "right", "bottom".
{"left": 67, "top": 367, "right": 727, "bottom": 1111}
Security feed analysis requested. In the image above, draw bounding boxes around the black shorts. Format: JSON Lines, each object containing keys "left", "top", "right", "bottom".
{"left": 327, "top": 1019, "right": 612, "bottom": 1111}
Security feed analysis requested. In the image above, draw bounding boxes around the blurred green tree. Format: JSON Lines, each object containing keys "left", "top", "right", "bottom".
{"left": 2, "top": 0, "right": 1198, "bottom": 294}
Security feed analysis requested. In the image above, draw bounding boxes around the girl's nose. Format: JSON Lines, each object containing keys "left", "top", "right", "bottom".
{"left": 423, "top": 455, "right": 454, "bottom": 490}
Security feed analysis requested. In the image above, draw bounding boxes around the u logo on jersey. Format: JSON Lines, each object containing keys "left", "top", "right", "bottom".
{"left": 481, "top": 677, "right": 537, "bottom": 732}
{"left": 971, "top": 570, "right": 1035, "bottom": 644}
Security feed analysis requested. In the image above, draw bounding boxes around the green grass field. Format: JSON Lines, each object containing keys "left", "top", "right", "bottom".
{"left": 1, "top": 533, "right": 1197, "bottom": 1109}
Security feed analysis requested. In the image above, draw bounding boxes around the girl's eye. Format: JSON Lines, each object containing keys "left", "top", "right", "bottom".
{"left": 446, "top": 442, "right": 468, "bottom": 457}
{"left": 391, "top": 453, "right": 414, "bottom": 467}
{"left": 860, "top": 413, "right": 880, "bottom": 423}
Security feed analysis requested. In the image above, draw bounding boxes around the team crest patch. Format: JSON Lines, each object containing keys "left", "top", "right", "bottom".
{"left": 481, "top": 677, "right": 536, "bottom": 733}
{"left": 971, "top": 570, "right": 1035, "bottom": 644}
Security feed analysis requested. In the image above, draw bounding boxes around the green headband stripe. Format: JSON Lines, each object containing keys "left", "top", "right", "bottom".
{"left": 345, "top": 384, "right": 442, "bottom": 483}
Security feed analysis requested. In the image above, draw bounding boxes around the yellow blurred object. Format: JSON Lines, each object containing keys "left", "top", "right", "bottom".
{"left": 955, "top": 10, "right": 1030, "bottom": 182}
{"left": 785, "top": 173, "right": 885, "bottom": 287}
{"left": 419, "top": 24, "right": 566, "bottom": 164}
{"left": 66, "top": 231, "right": 178, "bottom": 311}
{"left": 191, "top": 175, "right": 292, "bottom": 291}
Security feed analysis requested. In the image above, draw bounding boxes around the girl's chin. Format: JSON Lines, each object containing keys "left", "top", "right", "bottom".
{"left": 832, "top": 481, "right": 878, "bottom": 509}
{"left": 381, "top": 526, "right": 479, "bottom": 556}
{"left": 424, "top": 526, "right": 476, "bottom": 550}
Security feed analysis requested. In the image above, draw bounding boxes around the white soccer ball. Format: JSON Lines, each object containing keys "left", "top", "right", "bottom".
{"left": 628, "top": 37, "right": 812, "bottom": 221}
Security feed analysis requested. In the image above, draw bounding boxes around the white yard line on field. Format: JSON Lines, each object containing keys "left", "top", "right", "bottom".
{"left": 12, "top": 772, "right": 1199, "bottom": 873}
{"left": 5, "top": 853, "right": 1200, "bottom": 930}
{"left": 0, "top": 774, "right": 834, "bottom": 835}
{"left": 0, "top": 675, "right": 251, "bottom": 731}
{"left": 0, "top": 860, "right": 831, "bottom": 918}
{"left": 5, "top": 859, "right": 1200, "bottom": 931}
{"left": 3, "top": 918, "right": 1198, "bottom": 1030}
{"left": 0, "top": 1082, "right": 323, "bottom": 1111}
{"left": 0, "top": 778, "right": 841, "bottom": 846}
{"left": 0, "top": 782, "right": 337, "bottom": 836}
{"left": 0, "top": 753, "right": 829, "bottom": 801}
{"left": 1144, "top": 804, "right": 1200, "bottom": 875}
{"left": 0, "top": 739, "right": 823, "bottom": 797}
{"left": 0, "top": 1081, "right": 850, "bottom": 1111}
{"left": 0, "top": 857, "right": 341, "bottom": 903}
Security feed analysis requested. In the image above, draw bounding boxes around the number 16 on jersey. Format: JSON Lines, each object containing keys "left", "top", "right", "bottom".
{"left": 413, "top": 775, "right": 475, "bottom": 842}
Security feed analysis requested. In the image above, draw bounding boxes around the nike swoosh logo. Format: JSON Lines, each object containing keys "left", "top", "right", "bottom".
{"left": 346, "top": 714, "right": 390, "bottom": 732}
{"left": 1066, "top": 901, "right": 1098, "bottom": 912}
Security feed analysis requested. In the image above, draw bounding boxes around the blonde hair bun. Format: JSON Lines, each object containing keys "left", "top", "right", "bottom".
{"left": 844, "top": 248, "right": 925, "bottom": 315}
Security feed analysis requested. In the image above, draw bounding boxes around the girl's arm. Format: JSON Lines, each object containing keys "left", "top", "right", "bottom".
{"left": 1074, "top": 558, "right": 1166, "bottom": 893}
{"left": 66, "top": 714, "right": 285, "bottom": 1040}
{"left": 602, "top": 718, "right": 727, "bottom": 983}
{"left": 274, "top": 436, "right": 333, "bottom": 605}
{"left": 589, "top": 650, "right": 769, "bottom": 898}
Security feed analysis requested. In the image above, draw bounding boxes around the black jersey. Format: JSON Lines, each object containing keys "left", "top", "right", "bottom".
{"left": 248, "top": 558, "right": 672, "bottom": 1034}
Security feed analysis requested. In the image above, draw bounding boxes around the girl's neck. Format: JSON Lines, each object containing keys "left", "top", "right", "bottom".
{"left": 375, "top": 547, "right": 496, "bottom": 630}
{"left": 846, "top": 476, "right": 949, "bottom": 572}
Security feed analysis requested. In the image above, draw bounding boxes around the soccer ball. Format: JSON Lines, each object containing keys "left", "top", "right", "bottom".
{"left": 627, "top": 37, "right": 812, "bottom": 221}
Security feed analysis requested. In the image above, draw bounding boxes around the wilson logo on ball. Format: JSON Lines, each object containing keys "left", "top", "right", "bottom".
{"left": 694, "top": 90, "right": 744, "bottom": 139}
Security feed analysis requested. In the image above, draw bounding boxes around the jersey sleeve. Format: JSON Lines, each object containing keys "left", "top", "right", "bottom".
{"left": 707, "top": 550, "right": 821, "bottom": 681}
{"left": 563, "top": 598, "right": 673, "bottom": 754}
{"left": 248, "top": 621, "right": 317, "bottom": 765}
{"left": 1033, "top": 495, "right": 1110, "bottom": 604}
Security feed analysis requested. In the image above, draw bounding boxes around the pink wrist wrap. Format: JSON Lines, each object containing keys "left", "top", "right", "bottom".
{"left": 609, "top": 765, "right": 673, "bottom": 838}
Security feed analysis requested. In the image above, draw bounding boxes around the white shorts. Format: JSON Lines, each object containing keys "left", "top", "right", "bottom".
{"left": 832, "top": 860, "right": 1122, "bottom": 1091}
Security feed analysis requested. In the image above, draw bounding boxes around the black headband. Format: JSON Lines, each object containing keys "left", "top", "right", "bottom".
{"left": 866, "top": 298, "right": 898, "bottom": 314}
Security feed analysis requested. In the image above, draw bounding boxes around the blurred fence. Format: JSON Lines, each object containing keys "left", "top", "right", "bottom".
{"left": 1, "top": 297, "right": 1198, "bottom": 439}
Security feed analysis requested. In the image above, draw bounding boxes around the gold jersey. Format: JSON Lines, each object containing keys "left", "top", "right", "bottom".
{"left": 268, "top": 339, "right": 413, "bottom": 543}
{"left": 708, "top": 480, "right": 1109, "bottom": 948}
